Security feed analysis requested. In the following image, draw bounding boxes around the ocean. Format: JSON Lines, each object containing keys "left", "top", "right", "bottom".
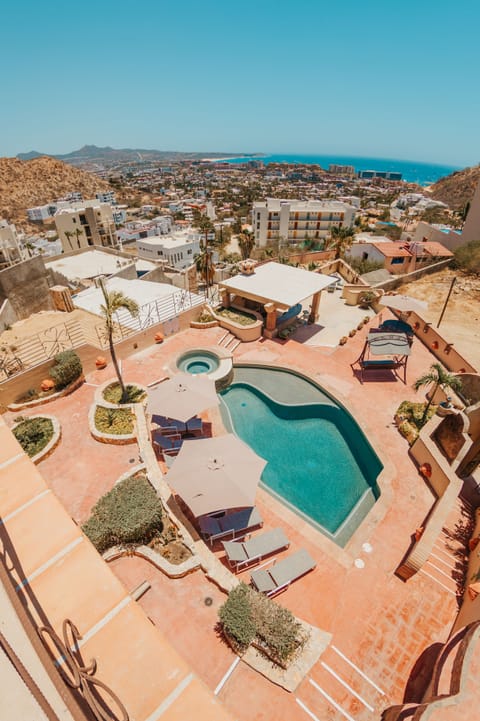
{"left": 217, "top": 154, "right": 460, "bottom": 186}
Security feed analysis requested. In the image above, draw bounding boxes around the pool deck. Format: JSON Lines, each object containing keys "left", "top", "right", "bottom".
{"left": 4, "top": 314, "right": 467, "bottom": 721}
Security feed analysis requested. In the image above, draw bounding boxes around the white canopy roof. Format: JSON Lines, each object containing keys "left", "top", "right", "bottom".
{"left": 219, "top": 262, "right": 333, "bottom": 310}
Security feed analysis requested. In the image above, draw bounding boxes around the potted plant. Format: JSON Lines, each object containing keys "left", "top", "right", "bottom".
{"left": 358, "top": 290, "right": 377, "bottom": 309}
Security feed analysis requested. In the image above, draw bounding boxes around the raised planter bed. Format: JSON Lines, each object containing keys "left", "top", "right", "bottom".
{"left": 8, "top": 375, "right": 85, "bottom": 412}
{"left": 210, "top": 304, "right": 263, "bottom": 342}
{"left": 11, "top": 414, "right": 61, "bottom": 464}
{"left": 89, "top": 403, "right": 137, "bottom": 445}
{"left": 94, "top": 379, "right": 147, "bottom": 410}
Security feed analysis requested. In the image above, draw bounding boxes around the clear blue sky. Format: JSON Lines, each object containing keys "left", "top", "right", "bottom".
{"left": 2, "top": 0, "right": 479, "bottom": 166}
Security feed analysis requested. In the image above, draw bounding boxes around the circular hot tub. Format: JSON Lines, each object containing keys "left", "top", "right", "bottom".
{"left": 177, "top": 350, "right": 220, "bottom": 375}
{"left": 174, "top": 348, "right": 233, "bottom": 388}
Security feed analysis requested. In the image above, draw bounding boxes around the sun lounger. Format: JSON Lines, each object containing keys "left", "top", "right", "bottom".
{"left": 186, "top": 417, "right": 203, "bottom": 434}
{"left": 199, "top": 507, "right": 263, "bottom": 545}
{"left": 222, "top": 528, "right": 290, "bottom": 571}
{"left": 152, "top": 415, "right": 187, "bottom": 433}
{"left": 250, "top": 549, "right": 316, "bottom": 597}
{"left": 152, "top": 431, "right": 182, "bottom": 458}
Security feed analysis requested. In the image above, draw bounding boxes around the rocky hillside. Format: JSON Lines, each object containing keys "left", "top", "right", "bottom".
{"left": 427, "top": 164, "right": 480, "bottom": 211}
{"left": 0, "top": 156, "right": 111, "bottom": 228}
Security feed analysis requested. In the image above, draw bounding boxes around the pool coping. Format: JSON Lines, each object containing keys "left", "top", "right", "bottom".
{"left": 222, "top": 361, "right": 395, "bottom": 557}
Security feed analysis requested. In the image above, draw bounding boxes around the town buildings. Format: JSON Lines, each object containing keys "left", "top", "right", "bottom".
{"left": 252, "top": 199, "right": 356, "bottom": 247}
{"left": 347, "top": 235, "right": 453, "bottom": 273}
{"left": 136, "top": 229, "right": 202, "bottom": 269}
{"left": 0, "top": 220, "right": 24, "bottom": 268}
{"left": 55, "top": 200, "right": 117, "bottom": 252}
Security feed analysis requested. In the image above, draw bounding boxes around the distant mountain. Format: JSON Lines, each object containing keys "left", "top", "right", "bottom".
{"left": 16, "top": 144, "right": 248, "bottom": 166}
{"left": 0, "top": 156, "right": 111, "bottom": 226}
{"left": 428, "top": 164, "right": 480, "bottom": 211}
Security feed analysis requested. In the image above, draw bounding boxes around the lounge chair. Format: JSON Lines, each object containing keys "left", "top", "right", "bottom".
{"left": 199, "top": 507, "right": 263, "bottom": 545}
{"left": 222, "top": 527, "right": 290, "bottom": 571}
{"left": 186, "top": 417, "right": 203, "bottom": 435}
{"left": 250, "top": 548, "right": 316, "bottom": 597}
{"left": 152, "top": 431, "right": 182, "bottom": 457}
{"left": 152, "top": 415, "right": 187, "bottom": 433}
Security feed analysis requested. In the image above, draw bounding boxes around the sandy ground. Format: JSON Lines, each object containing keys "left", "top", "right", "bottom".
{"left": 397, "top": 268, "right": 480, "bottom": 370}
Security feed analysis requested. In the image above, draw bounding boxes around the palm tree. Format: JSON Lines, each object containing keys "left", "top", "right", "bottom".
{"left": 238, "top": 230, "right": 255, "bottom": 261}
{"left": 413, "top": 363, "right": 462, "bottom": 425}
{"left": 74, "top": 227, "right": 84, "bottom": 247}
{"left": 326, "top": 226, "right": 355, "bottom": 259}
{"left": 63, "top": 230, "right": 75, "bottom": 251}
{"left": 99, "top": 279, "right": 139, "bottom": 403}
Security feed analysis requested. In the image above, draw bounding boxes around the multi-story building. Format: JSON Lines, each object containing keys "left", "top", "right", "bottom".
{"left": 357, "top": 170, "right": 402, "bottom": 181}
{"left": 96, "top": 190, "right": 117, "bottom": 205}
{"left": 136, "top": 229, "right": 201, "bottom": 269}
{"left": 0, "top": 220, "right": 24, "bottom": 267}
{"left": 328, "top": 164, "right": 355, "bottom": 176}
{"left": 27, "top": 203, "right": 59, "bottom": 222}
{"left": 55, "top": 200, "right": 116, "bottom": 252}
{"left": 252, "top": 198, "right": 356, "bottom": 247}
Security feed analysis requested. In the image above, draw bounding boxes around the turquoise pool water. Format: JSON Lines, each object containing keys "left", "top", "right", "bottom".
{"left": 220, "top": 369, "right": 382, "bottom": 546}
{"left": 177, "top": 350, "right": 220, "bottom": 375}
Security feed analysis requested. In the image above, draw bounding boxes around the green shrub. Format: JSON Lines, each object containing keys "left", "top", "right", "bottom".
{"left": 218, "top": 582, "right": 307, "bottom": 665}
{"left": 94, "top": 406, "right": 134, "bottom": 435}
{"left": 49, "top": 350, "right": 83, "bottom": 390}
{"left": 13, "top": 417, "right": 54, "bottom": 457}
{"left": 82, "top": 475, "right": 163, "bottom": 553}
{"left": 103, "top": 383, "right": 146, "bottom": 404}
{"left": 219, "top": 583, "right": 256, "bottom": 652}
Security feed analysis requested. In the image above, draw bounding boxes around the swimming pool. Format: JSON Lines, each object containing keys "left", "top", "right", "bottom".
{"left": 220, "top": 367, "right": 382, "bottom": 546}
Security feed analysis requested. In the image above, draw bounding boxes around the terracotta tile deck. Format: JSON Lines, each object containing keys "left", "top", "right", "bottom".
{"left": 3, "top": 317, "right": 466, "bottom": 720}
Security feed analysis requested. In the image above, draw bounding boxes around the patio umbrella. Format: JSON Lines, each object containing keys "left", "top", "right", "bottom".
{"left": 166, "top": 434, "right": 267, "bottom": 518}
{"left": 147, "top": 372, "right": 219, "bottom": 423}
{"left": 379, "top": 294, "right": 428, "bottom": 314}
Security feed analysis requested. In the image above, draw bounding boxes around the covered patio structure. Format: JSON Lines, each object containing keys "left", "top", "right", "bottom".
{"left": 218, "top": 261, "right": 333, "bottom": 337}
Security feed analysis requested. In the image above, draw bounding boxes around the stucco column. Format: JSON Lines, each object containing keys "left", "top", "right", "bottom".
{"left": 221, "top": 289, "right": 230, "bottom": 308}
{"left": 309, "top": 291, "right": 321, "bottom": 323}
{"left": 264, "top": 302, "right": 277, "bottom": 331}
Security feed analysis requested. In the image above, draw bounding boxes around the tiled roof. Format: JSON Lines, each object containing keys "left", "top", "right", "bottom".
{"left": 421, "top": 241, "right": 454, "bottom": 257}
{"left": 369, "top": 242, "right": 411, "bottom": 257}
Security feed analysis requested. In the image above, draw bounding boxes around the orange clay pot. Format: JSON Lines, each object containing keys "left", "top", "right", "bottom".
{"left": 95, "top": 356, "right": 108, "bottom": 369}
{"left": 154, "top": 332, "right": 164, "bottom": 344}
{"left": 41, "top": 378, "right": 55, "bottom": 391}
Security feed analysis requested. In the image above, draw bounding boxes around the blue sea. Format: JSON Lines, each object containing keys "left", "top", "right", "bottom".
{"left": 217, "top": 154, "right": 460, "bottom": 186}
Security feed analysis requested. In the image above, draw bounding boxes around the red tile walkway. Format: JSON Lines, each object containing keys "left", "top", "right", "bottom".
{"left": 4, "top": 318, "right": 465, "bottom": 720}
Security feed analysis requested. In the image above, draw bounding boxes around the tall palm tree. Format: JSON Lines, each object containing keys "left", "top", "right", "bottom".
{"left": 99, "top": 279, "right": 139, "bottom": 403}
{"left": 63, "top": 230, "right": 75, "bottom": 251}
{"left": 413, "top": 363, "right": 462, "bottom": 425}
{"left": 238, "top": 230, "right": 255, "bottom": 261}
{"left": 326, "top": 226, "right": 355, "bottom": 259}
{"left": 74, "top": 227, "right": 84, "bottom": 247}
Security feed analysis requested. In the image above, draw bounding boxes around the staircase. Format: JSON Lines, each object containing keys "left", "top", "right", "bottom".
{"left": 217, "top": 330, "right": 241, "bottom": 352}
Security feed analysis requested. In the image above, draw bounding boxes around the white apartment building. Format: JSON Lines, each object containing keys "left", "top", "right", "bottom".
{"left": 252, "top": 199, "right": 356, "bottom": 247}
{"left": 55, "top": 201, "right": 116, "bottom": 252}
{"left": 136, "top": 229, "right": 201, "bottom": 269}
{"left": 96, "top": 191, "right": 117, "bottom": 205}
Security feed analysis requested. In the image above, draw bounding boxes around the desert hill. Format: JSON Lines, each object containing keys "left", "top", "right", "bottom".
{"left": 428, "top": 164, "right": 480, "bottom": 211}
{"left": 0, "top": 155, "right": 111, "bottom": 228}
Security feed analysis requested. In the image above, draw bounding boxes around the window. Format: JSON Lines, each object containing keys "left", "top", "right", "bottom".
{"left": 391, "top": 257, "right": 404, "bottom": 265}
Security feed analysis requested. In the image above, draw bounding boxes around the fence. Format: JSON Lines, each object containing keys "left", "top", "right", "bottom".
{"left": 0, "top": 289, "right": 204, "bottom": 382}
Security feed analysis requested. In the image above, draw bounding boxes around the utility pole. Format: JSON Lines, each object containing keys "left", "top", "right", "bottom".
{"left": 437, "top": 276, "right": 456, "bottom": 328}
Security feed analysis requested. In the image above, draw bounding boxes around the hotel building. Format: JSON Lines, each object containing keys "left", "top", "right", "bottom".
{"left": 252, "top": 199, "right": 356, "bottom": 247}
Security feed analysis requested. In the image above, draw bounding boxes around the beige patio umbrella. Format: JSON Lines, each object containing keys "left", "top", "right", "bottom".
{"left": 147, "top": 372, "right": 219, "bottom": 423}
{"left": 166, "top": 434, "right": 267, "bottom": 518}
{"left": 379, "top": 294, "right": 428, "bottom": 313}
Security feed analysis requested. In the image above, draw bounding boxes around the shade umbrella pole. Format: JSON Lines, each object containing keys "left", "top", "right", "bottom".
{"left": 436, "top": 276, "right": 456, "bottom": 329}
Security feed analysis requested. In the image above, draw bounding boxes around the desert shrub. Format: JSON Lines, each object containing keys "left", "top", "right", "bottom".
{"left": 94, "top": 406, "right": 134, "bottom": 435}
{"left": 196, "top": 309, "right": 215, "bottom": 323}
{"left": 218, "top": 582, "right": 308, "bottom": 666}
{"left": 13, "top": 417, "right": 54, "bottom": 457}
{"left": 103, "top": 383, "right": 146, "bottom": 404}
{"left": 49, "top": 350, "right": 83, "bottom": 390}
{"left": 452, "top": 240, "right": 480, "bottom": 274}
{"left": 82, "top": 475, "right": 163, "bottom": 553}
{"left": 395, "top": 400, "right": 437, "bottom": 445}
{"left": 218, "top": 583, "right": 256, "bottom": 652}
{"left": 347, "top": 257, "right": 384, "bottom": 275}
{"left": 15, "top": 388, "right": 39, "bottom": 403}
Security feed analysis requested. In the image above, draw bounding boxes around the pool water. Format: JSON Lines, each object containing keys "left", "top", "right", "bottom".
{"left": 177, "top": 350, "right": 220, "bottom": 375}
{"left": 220, "top": 379, "right": 382, "bottom": 545}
